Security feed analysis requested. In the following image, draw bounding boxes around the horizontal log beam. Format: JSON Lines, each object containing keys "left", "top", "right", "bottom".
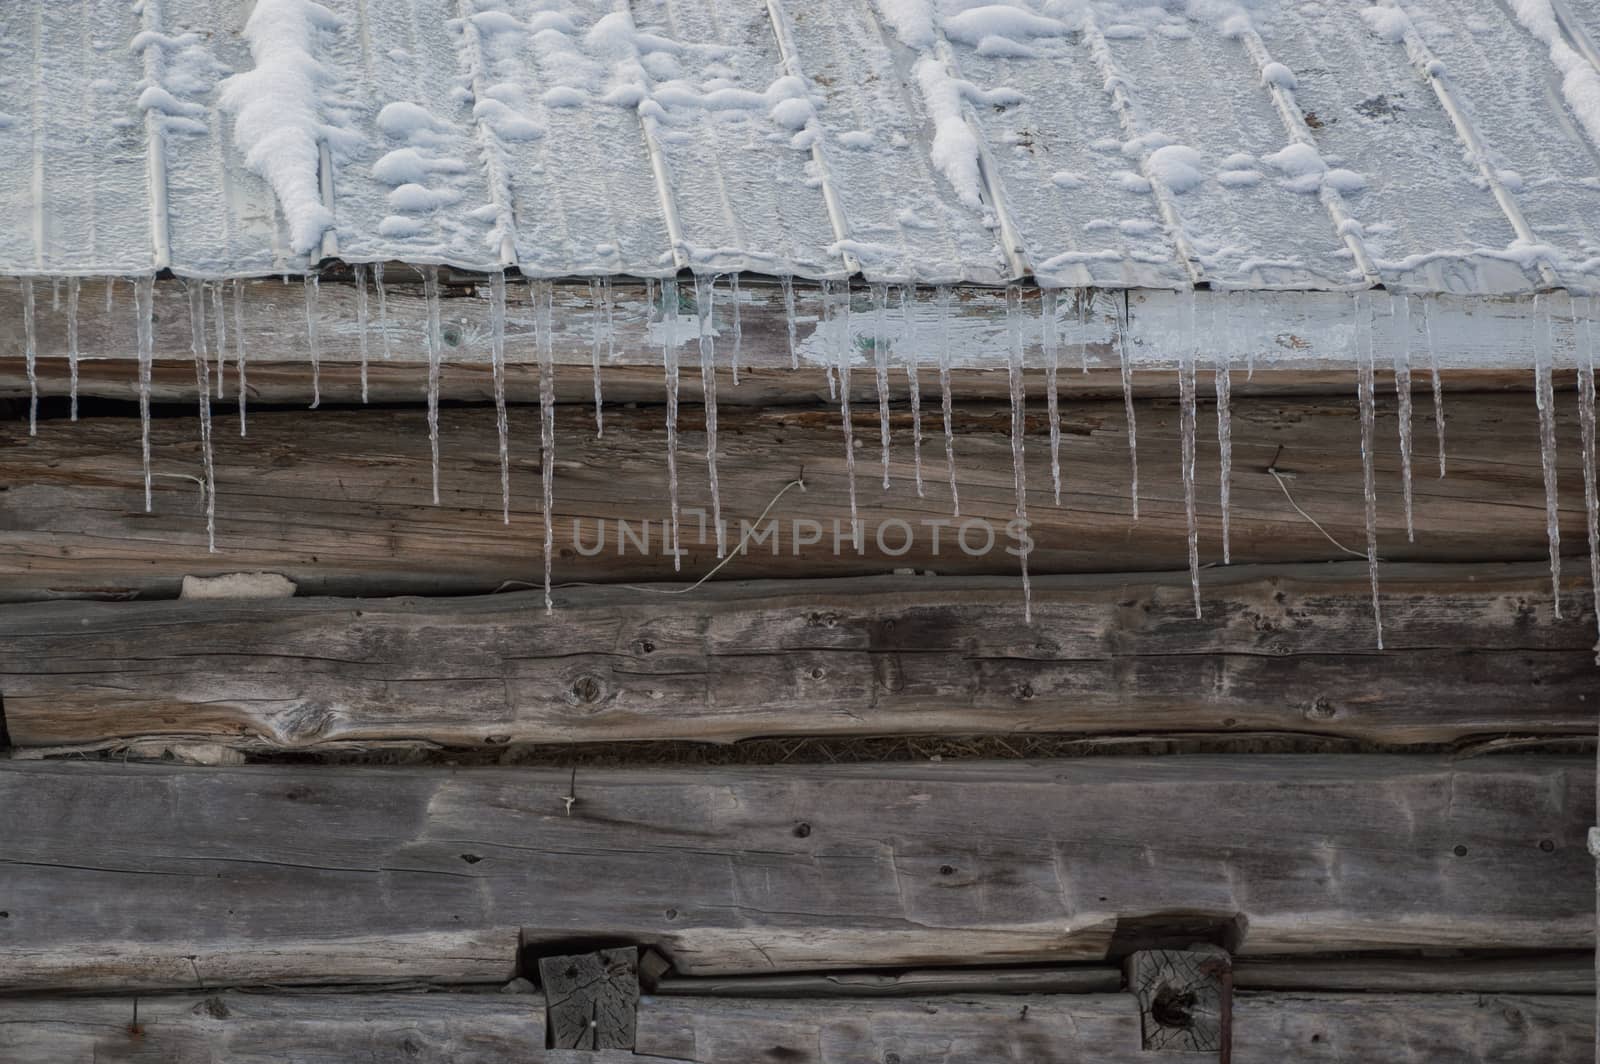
{"left": 3, "top": 563, "right": 1593, "bottom": 753}
{"left": 2, "top": 990, "right": 1588, "bottom": 1063}
{"left": 2, "top": 394, "right": 1592, "bottom": 602}
{"left": 0, "top": 756, "right": 1589, "bottom": 990}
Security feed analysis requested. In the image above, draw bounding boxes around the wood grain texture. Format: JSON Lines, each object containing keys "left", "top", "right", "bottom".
{"left": 1231, "top": 953, "right": 1597, "bottom": 995}
{"left": 2, "top": 563, "right": 1593, "bottom": 753}
{"left": 2, "top": 991, "right": 1585, "bottom": 1063}
{"left": 1230, "top": 993, "right": 1595, "bottom": 1063}
{"left": 2, "top": 393, "right": 1591, "bottom": 602}
{"left": 0, "top": 757, "right": 1590, "bottom": 991}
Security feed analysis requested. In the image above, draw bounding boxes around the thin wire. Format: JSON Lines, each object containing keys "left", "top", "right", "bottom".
{"left": 1268, "top": 466, "right": 1368, "bottom": 560}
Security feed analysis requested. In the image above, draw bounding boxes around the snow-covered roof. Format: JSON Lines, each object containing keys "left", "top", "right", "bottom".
{"left": 3, "top": 0, "right": 1600, "bottom": 293}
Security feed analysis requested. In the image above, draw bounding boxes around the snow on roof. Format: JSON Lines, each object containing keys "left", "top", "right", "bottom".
{"left": 3, "top": 0, "right": 1600, "bottom": 293}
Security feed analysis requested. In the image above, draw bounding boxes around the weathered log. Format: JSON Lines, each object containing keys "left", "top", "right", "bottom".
{"left": 1231, "top": 953, "right": 1596, "bottom": 994}
{"left": 0, "top": 757, "right": 1589, "bottom": 991}
{"left": 0, "top": 990, "right": 1585, "bottom": 1063}
{"left": 538, "top": 948, "right": 640, "bottom": 1051}
{"left": 0, "top": 278, "right": 1567, "bottom": 407}
{"left": 1, "top": 393, "right": 1590, "bottom": 602}
{"left": 651, "top": 965, "right": 1123, "bottom": 998}
{"left": 2, "top": 563, "right": 1593, "bottom": 753}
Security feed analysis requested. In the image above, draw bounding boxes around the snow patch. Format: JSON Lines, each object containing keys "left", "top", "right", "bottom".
{"left": 217, "top": 0, "right": 350, "bottom": 256}
{"left": 1147, "top": 144, "right": 1205, "bottom": 193}
{"left": 1360, "top": 6, "right": 1411, "bottom": 42}
{"left": 1051, "top": 170, "right": 1086, "bottom": 188}
{"left": 1507, "top": 0, "right": 1600, "bottom": 151}
{"left": 942, "top": 6, "right": 1068, "bottom": 46}
{"left": 872, "top": 0, "right": 936, "bottom": 48}
{"left": 1261, "top": 61, "right": 1297, "bottom": 89}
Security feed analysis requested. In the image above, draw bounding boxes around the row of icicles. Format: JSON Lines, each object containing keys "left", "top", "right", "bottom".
{"left": 11, "top": 272, "right": 1600, "bottom": 649}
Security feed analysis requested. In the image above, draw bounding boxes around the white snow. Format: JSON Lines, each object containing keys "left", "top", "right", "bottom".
{"left": 1507, "top": 0, "right": 1600, "bottom": 152}
{"left": 218, "top": 0, "right": 350, "bottom": 255}
{"left": 915, "top": 55, "right": 986, "bottom": 209}
{"left": 943, "top": 6, "right": 1068, "bottom": 46}
{"left": 1260, "top": 61, "right": 1297, "bottom": 89}
{"left": 872, "top": 0, "right": 937, "bottom": 48}
{"left": 1147, "top": 144, "right": 1206, "bottom": 193}
{"left": 1360, "top": 5, "right": 1411, "bottom": 42}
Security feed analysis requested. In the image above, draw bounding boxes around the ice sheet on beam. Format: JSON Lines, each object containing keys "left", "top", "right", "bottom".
{"left": 632, "top": 0, "right": 842, "bottom": 278}
{"left": 950, "top": 31, "right": 1187, "bottom": 290}
{"left": 1397, "top": 0, "right": 1600, "bottom": 288}
{"left": 779, "top": 0, "right": 1010, "bottom": 285}
{"left": 0, "top": 1, "right": 157, "bottom": 276}
{"left": 1103, "top": 10, "right": 1356, "bottom": 289}
{"left": 1261, "top": 3, "right": 1528, "bottom": 294}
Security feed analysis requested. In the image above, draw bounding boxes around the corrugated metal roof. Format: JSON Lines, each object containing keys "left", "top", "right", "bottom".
{"left": 2, "top": 0, "right": 1599, "bottom": 292}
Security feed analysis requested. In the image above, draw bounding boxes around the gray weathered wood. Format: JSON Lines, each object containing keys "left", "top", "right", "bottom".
{"left": 1, "top": 990, "right": 1585, "bottom": 1063}
{"left": 538, "top": 948, "right": 639, "bottom": 1050}
{"left": 0, "top": 757, "right": 1590, "bottom": 991}
{"left": 652, "top": 966, "right": 1123, "bottom": 998}
{"left": 1127, "top": 948, "right": 1229, "bottom": 1052}
{"left": 1, "top": 393, "right": 1590, "bottom": 602}
{"left": 1231, "top": 953, "right": 1597, "bottom": 994}
{"left": 1, "top": 562, "right": 1593, "bottom": 753}
{"left": 1230, "top": 993, "right": 1594, "bottom": 1062}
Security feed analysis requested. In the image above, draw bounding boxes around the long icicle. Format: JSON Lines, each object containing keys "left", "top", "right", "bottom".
{"left": 1391, "top": 294, "right": 1415, "bottom": 541}
{"left": 490, "top": 271, "right": 510, "bottom": 525}
{"left": 1357, "top": 293, "right": 1384, "bottom": 649}
{"left": 1422, "top": 296, "right": 1445, "bottom": 476}
{"left": 590, "top": 277, "right": 607, "bottom": 437}
{"left": 105, "top": 275, "right": 115, "bottom": 313}
{"left": 423, "top": 266, "right": 443, "bottom": 505}
{"left": 1078, "top": 289, "right": 1089, "bottom": 373}
{"left": 1213, "top": 297, "right": 1233, "bottom": 564}
{"left": 374, "top": 262, "right": 393, "bottom": 362}
{"left": 354, "top": 264, "right": 370, "bottom": 404}
{"left": 695, "top": 273, "right": 725, "bottom": 557}
{"left": 211, "top": 281, "right": 226, "bottom": 400}
{"left": 233, "top": 279, "right": 248, "bottom": 436}
{"left": 1006, "top": 285, "right": 1032, "bottom": 622}
{"left": 135, "top": 275, "right": 154, "bottom": 510}
{"left": 187, "top": 281, "right": 216, "bottom": 553}
{"left": 937, "top": 285, "right": 959, "bottom": 516}
{"left": 66, "top": 277, "right": 80, "bottom": 421}
{"left": 22, "top": 279, "right": 37, "bottom": 436}
{"left": 782, "top": 275, "right": 798, "bottom": 370}
{"left": 1533, "top": 294, "right": 1562, "bottom": 617}
{"left": 830, "top": 280, "right": 859, "bottom": 540}
{"left": 1576, "top": 296, "right": 1598, "bottom": 660}
{"left": 872, "top": 283, "right": 892, "bottom": 489}
{"left": 1114, "top": 292, "right": 1139, "bottom": 519}
{"left": 662, "top": 277, "right": 682, "bottom": 571}
{"left": 1181, "top": 291, "right": 1201, "bottom": 618}
{"left": 900, "top": 285, "right": 924, "bottom": 496}
{"left": 1042, "top": 287, "right": 1062, "bottom": 505}
{"left": 303, "top": 274, "right": 321, "bottom": 409}
{"left": 536, "top": 279, "right": 557, "bottom": 613}
{"left": 730, "top": 273, "right": 742, "bottom": 387}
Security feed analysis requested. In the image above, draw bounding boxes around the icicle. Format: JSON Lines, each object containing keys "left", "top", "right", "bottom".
{"left": 105, "top": 275, "right": 115, "bottom": 314}
{"left": 374, "top": 262, "right": 393, "bottom": 362}
{"left": 21, "top": 279, "right": 37, "bottom": 436}
{"left": 694, "top": 273, "right": 725, "bottom": 558}
{"left": 1113, "top": 293, "right": 1139, "bottom": 519}
{"left": 1388, "top": 295, "right": 1415, "bottom": 542}
{"left": 782, "top": 275, "right": 799, "bottom": 370}
{"left": 1077, "top": 289, "right": 1089, "bottom": 373}
{"left": 1576, "top": 297, "right": 1598, "bottom": 659}
{"left": 1533, "top": 294, "right": 1562, "bottom": 617}
{"left": 1357, "top": 293, "right": 1384, "bottom": 649}
{"left": 662, "top": 277, "right": 682, "bottom": 571}
{"left": 51, "top": 278, "right": 60, "bottom": 311}
{"left": 490, "top": 271, "right": 510, "bottom": 525}
{"left": 188, "top": 282, "right": 216, "bottom": 553}
{"left": 827, "top": 280, "right": 860, "bottom": 537}
{"left": 1213, "top": 298, "right": 1233, "bottom": 565}
{"left": 937, "top": 285, "right": 960, "bottom": 516}
{"left": 899, "top": 286, "right": 924, "bottom": 497}
{"left": 1007, "top": 286, "right": 1033, "bottom": 622}
{"left": 730, "top": 273, "right": 742, "bottom": 387}
{"left": 1040, "top": 288, "right": 1063, "bottom": 505}
{"left": 134, "top": 275, "right": 154, "bottom": 510}
{"left": 1421, "top": 296, "right": 1445, "bottom": 477}
{"left": 1249, "top": 300, "right": 1262, "bottom": 380}
{"left": 589, "top": 278, "right": 606, "bottom": 437}
{"left": 824, "top": 280, "right": 841, "bottom": 402}
{"left": 872, "top": 282, "right": 892, "bottom": 490}
{"left": 233, "top": 280, "right": 248, "bottom": 436}
{"left": 210, "top": 282, "right": 226, "bottom": 401}
{"left": 423, "top": 266, "right": 443, "bottom": 505}
{"left": 354, "top": 264, "right": 370, "bottom": 404}
{"left": 302, "top": 274, "right": 321, "bottom": 409}
{"left": 1179, "top": 308, "right": 1201, "bottom": 619}
{"left": 536, "top": 279, "right": 557, "bottom": 614}
{"left": 603, "top": 276, "right": 615, "bottom": 429}
{"left": 66, "top": 277, "right": 80, "bottom": 421}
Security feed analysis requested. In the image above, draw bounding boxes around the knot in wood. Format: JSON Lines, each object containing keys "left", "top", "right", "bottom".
{"left": 568, "top": 673, "right": 607, "bottom": 708}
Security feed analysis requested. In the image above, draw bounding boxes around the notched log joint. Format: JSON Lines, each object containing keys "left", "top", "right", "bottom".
{"left": 1127, "top": 946, "right": 1232, "bottom": 1058}
{"left": 536, "top": 946, "right": 640, "bottom": 1051}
